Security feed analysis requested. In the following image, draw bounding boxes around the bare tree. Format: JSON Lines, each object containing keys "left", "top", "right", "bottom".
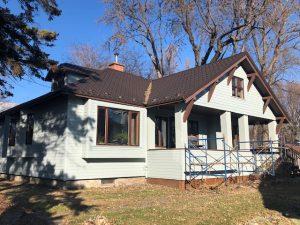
{"left": 167, "top": 0, "right": 267, "bottom": 66}
{"left": 101, "top": 0, "right": 179, "bottom": 78}
{"left": 277, "top": 82, "right": 300, "bottom": 143}
{"left": 248, "top": 0, "right": 300, "bottom": 86}
{"left": 69, "top": 43, "right": 148, "bottom": 76}
{"left": 69, "top": 44, "right": 109, "bottom": 69}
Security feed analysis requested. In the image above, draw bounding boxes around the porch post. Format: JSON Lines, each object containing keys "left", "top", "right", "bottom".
{"left": 175, "top": 103, "right": 188, "bottom": 149}
{"left": 220, "top": 111, "right": 233, "bottom": 148}
{"left": 238, "top": 115, "right": 250, "bottom": 150}
{"left": 147, "top": 112, "right": 156, "bottom": 149}
{"left": 268, "top": 120, "right": 278, "bottom": 141}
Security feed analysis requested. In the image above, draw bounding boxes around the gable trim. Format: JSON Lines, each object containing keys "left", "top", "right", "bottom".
{"left": 184, "top": 54, "right": 289, "bottom": 123}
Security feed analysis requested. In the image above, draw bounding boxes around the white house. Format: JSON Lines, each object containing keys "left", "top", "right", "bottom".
{"left": 0, "top": 52, "right": 289, "bottom": 189}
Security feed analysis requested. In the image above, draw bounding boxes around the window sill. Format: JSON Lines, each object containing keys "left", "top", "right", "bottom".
{"left": 232, "top": 96, "right": 245, "bottom": 100}
{"left": 83, "top": 147, "right": 146, "bottom": 159}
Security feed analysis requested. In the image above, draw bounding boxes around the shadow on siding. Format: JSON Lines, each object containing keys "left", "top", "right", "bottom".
{"left": 0, "top": 96, "right": 96, "bottom": 224}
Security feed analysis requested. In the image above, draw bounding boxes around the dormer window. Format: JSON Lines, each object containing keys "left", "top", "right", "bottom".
{"left": 232, "top": 77, "right": 244, "bottom": 98}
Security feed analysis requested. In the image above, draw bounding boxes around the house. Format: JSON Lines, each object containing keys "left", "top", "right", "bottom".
{"left": 0, "top": 52, "right": 289, "bottom": 189}
{"left": 0, "top": 102, "right": 17, "bottom": 112}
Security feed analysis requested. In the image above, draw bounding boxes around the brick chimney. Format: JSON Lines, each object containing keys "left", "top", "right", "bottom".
{"left": 108, "top": 53, "right": 125, "bottom": 72}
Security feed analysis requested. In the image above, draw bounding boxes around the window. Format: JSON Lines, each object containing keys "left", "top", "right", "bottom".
{"left": 155, "top": 117, "right": 175, "bottom": 148}
{"left": 8, "top": 119, "right": 17, "bottom": 146}
{"left": 96, "top": 107, "right": 139, "bottom": 146}
{"left": 188, "top": 120, "right": 199, "bottom": 137}
{"left": 155, "top": 117, "right": 168, "bottom": 148}
{"left": 232, "top": 77, "right": 244, "bottom": 98}
{"left": 25, "top": 114, "right": 34, "bottom": 145}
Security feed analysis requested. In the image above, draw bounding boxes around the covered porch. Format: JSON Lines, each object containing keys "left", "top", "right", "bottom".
{"left": 147, "top": 102, "right": 279, "bottom": 151}
{"left": 146, "top": 102, "right": 281, "bottom": 188}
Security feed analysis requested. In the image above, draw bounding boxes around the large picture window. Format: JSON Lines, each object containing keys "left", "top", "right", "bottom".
{"left": 25, "top": 114, "right": 34, "bottom": 145}
{"left": 8, "top": 119, "right": 17, "bottom": 146}
{"left": 96, "top": 107, "right": 139, "bottom": 146}
{"left": 232, "top": 77, "right": 244, "bottom": 98}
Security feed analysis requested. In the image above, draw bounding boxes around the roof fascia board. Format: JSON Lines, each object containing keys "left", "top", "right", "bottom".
{"left": 72, "top": 93, "right": 146, "bottom": 108}
{"left": 0, "top": 90, "right": 66, "bottom": 117}
{"left": 184, "top": 54, "right": 290, "bottom": 123}
{"left": 185, "top": 55, "right": 248, "bottom": 103}
{"left": 242, "top": 55, "right": 290, "bottom": 123}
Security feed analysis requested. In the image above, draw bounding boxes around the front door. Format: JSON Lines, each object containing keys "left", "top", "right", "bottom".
{"left": 155, "top": 117, "right": 175, "bottom": 148}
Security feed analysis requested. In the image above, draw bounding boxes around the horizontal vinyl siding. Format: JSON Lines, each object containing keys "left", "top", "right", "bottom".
{"left": 147, "top": 150, "right": 185, "bottom": 180}
{"left": 64, "top": 97, "right": 147, "bottom": 180}
{"left": 1, "top": 97, "right": 68, "bottom": 179}
{"left": 194, "top": 66, "right": 276, "bottom": 120}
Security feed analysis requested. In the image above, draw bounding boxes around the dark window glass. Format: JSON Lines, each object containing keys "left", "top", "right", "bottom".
{"left": 130, "top": 112, "right": 139, "bottom": 146}
{"left": 97, "top": 108, "right": 106, "bottom": 144}
{"left": 188, "top": 120, "right": 199, "bottom": 136}
{"left": 8, "top": 119, "right": 17, "bottom": 146}
{"left": 155, "top": 117, "right": 168, "bottom": 147}
{"left": 108, "top": 109, "right": 128, "bottom": 145}
{"left": 25, "top": 114, "right": 34, "bottom": 145}
{"left": 232, "top": 77, "right": 244, "bottom": 98}
{"left": 96, "top": 107, "right": 139, "bottom": 146}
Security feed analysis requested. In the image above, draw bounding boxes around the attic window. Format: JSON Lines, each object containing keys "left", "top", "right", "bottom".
{"left": 232, "top": 77, "right": 244, "bottom": 98}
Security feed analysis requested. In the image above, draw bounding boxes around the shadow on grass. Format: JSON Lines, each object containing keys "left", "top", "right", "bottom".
{"left": 259, "top": 162, "right": 300, "bottom": 221}
{"left": 0, "top": 181, "right": 92, "bottom": 225}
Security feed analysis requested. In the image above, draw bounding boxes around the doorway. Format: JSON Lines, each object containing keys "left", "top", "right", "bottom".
{"left": 155, "top": 116, "right": 175, "bottom": 148}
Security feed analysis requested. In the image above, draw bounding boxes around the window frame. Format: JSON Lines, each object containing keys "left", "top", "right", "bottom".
{"left": 232, "top": 76, "right": 244, "bottom": 99}
{"left": 25, "top": 113, "right": 34, "bottom": 145}
{"left": 96, "top": 106, "right": 140, "bottom": 146}
{"left": 8, "top": 118, "right": 17, "bottom": 147}
{"left": 155, "top": 116, "right": 169, "bottom": 148}
{"left": 188, "top": 120, "right": 199, "bottom": 137}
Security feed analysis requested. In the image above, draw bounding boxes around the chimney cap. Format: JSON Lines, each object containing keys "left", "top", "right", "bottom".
{"left": 108, "top": 62, "right": 125, "bottom": 72}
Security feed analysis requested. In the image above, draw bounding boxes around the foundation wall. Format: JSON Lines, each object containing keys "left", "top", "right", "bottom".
{"left": 0, "top": 173, "right": 145, "bottom": 189}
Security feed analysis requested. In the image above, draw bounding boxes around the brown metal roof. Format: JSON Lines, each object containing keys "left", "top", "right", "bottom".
{"left": 42, "top": 52, "right": 289, "bottom": 121}
{"left": 148, "top": 52, "right": 247, "bottom": 106}
{"left": 66, "top": 68, "right": 150, "bottom": 106}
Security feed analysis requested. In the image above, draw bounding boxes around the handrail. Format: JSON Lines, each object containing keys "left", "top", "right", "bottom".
{"left": 185, "top": 138, "right": 278, "bottom": 186}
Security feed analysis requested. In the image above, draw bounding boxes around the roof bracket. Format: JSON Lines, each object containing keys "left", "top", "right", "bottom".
{"left": 247, "top": 73, "right": 256, "bottom": 91}
{"left": 262, "top": 96, "right": 272, "bottom": 114}
{"left": 276, "top": 117, "right": 285, "bottom": 134}
{"left": 227, "top": 66, "right": 238, "bottom": 85}
{"left": 183, "top": 98, "right": 196, "bottom": 122}
{"left": 208, "top": 81, "right": 218, "bottom": 102}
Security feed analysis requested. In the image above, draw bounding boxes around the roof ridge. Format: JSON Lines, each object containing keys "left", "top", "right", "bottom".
{"left": 143, "top": 80, "right": 153, "bottom": 105}
{"left": 59, "top": 63, "right": 149, "bottom": 81}
{"left": 151, "top": 52, "right": 247, "bottom": 81}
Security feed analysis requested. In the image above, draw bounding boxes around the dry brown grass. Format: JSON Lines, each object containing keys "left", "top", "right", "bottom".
{"left": 0, "top": 177, "right": 299, "bottom": 225}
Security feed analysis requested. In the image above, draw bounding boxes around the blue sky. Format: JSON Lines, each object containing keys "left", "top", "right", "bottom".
{"left": 6, "top": 0, "right": 300, "bottom": 104}
{"left": 8, "top": 0, "right": 110, "bottom": 104}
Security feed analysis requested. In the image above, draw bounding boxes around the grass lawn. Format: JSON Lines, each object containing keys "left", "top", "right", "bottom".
{"left": 0, "top": 177, "right": 299, "bottom": 225}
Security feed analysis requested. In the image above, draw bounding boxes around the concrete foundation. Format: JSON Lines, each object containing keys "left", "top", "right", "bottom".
{"left": 147, "top": 175, "right": 260, "bottom": 190}
{"left": 0, "top": 174, "right": 146, "bottom": 189}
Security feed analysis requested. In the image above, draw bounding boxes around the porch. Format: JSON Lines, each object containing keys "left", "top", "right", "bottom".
{"left": 146, "top": 103, "right": 281, "bottom": 188}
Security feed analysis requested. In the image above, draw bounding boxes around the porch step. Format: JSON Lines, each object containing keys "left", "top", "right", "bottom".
{"left": 185, "top": 169, "right": 237, "bottom": 176}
